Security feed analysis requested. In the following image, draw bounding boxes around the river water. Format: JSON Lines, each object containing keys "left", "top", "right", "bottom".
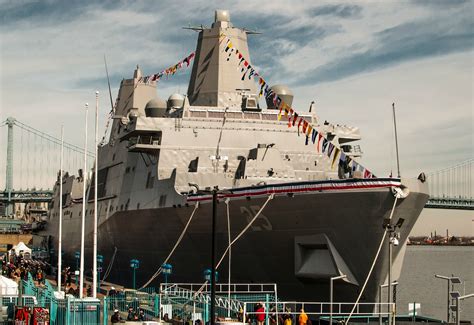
{"left": 397, "top": 245, "right": 474, "bottom": 321}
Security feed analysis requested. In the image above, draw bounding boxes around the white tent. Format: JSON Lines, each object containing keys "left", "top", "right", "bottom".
{"left": 11, "top": 241, "right": 32, "bottom": 256}
{"left": 0, "top": 275, "right": 18, "bottom": 295}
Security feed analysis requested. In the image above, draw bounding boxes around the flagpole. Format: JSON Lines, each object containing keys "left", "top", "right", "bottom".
{"left": 93, "top": 91, "right": 99, "bottom": 298}
{"left": 57, "top": 125, "right": 64, "bottom": 293}
{"left": 392, "top": 103, "right": 401, "bottom": 178}
{"left": 80, "top": 103, "right": 88, "bottom": 299}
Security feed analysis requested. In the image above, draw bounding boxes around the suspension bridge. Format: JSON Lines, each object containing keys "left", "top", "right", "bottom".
{"left": 0, "top": 117, "right": 472, "bottom": 217}
{"left": 0, "top": 117, "right": 94, "bottom": 216}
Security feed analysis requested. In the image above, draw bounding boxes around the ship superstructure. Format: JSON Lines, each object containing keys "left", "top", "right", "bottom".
{"left": 46, "top": 10, "right": 429, "bottom": 303}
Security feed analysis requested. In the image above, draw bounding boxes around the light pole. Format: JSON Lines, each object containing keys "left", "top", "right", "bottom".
{"left": 57, "top": 125, "right": 64, "bottom": 293}
{"left": 211, "top": 188, "right": 217, "bottom": 325}
{"left": 97, "top": 254, "right": 104, "bottom": 293}
{"left": 75, "top": 251, "right": 80, "bottom": 288}
{"left": 330, "top": 274, "right": 346, "bottom": 325}
{"left": 435, "top": 274, "right": 461, "bottom": 323}
{"left": 204, "top": 268, "right": 219, "bottom": 324}
{"left": 383, "top": 217, "right": 404, "bottom": 325}
{"left": 162, "top": 263, "right": 172, "bottom": 285}
{"left": 379, "top": 281, "right": 398, "bottom": 325}
{"left": 79, "top": 102, "right": 88, "bottom": 299}
{"left": 130, "top": 259, "right": 140, "bottom": 290}
{"left": 456, "top": 293, "right": 474, "bottom": 325}
{"left": 93, "top": 91, "right": 99, "bottom": 298}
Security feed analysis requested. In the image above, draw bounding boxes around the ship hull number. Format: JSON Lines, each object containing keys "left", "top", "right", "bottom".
{"left": 240, "top": 205, "right": 273, "bottom": 231}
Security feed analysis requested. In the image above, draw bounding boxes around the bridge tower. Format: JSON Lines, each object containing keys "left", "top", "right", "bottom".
{"left": 5, "top": 117, "right": 15, "bottom": 215}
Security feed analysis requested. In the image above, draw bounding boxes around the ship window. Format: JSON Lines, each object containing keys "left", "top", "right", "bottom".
{"left": 125, "top": 167, "right": 130, "bottom": 173}
{"left": 159, "top": 195, "right": 167, "bottom": 207}
{"left": 188, "top": 157, "right": 199, "bottom": 172}
{"left": 146, "top": 171, "right": 154, "bottom": 189}
{"left": 112, "top": 154, "right": 116, "bottom": 161}
{"left": 137, "top": 203, "right": 140, "bottom": 210}
{"left": 120, "top": 205, "right": 123, "bottom": 211}
{"left": 88, "top": 167, "right": 109, "bottom": 201}
{"left": 110, "top": 206, "right": 114, "bottom": 212}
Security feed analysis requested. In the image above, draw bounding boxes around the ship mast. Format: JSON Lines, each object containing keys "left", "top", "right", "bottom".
{"left": 392, "top": 103, "right": 401, "bottom": 178}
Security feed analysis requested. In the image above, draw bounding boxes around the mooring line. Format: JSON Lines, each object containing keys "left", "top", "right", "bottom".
{"left": 344, "top": 195, "right": 399, "bottom": 324}
{"left": 140, "top": 202, "right": 200, "bottom": 289}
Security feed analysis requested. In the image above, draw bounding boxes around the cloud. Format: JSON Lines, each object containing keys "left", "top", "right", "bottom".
{"left": 293, "top": 12, "right": 473, "bottom": 86}
{"left": 410, "top": 0, "right": 470, "bottom": 9}
{"left": 309, "top": 4, "right": 362, "bottom": 19}
{"left": 0, "top": 0, "right": 472, "bottom": 187}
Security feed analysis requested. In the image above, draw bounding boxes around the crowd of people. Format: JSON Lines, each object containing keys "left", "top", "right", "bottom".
{"left": 239, "top": 304, "right": 311, "bottom": 325}
{"left": 1, "top": 252, "right": 48, "bottom": 286}
{"left": 110, "top": 305, "right": 149, "bottom": 323}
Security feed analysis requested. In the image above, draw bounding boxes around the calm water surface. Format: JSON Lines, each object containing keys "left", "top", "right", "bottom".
{"left": 398, "top": 246, "right": 474, "bottom": 321}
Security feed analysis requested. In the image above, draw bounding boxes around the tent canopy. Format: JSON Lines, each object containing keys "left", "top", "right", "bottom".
{"left": 11, "top": 241, "right": 32, "bottom": 256}
{"left": 0, "top": 275, "right": 18, "bottom": 295}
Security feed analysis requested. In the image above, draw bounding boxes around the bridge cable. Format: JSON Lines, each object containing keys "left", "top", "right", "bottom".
{"left": 14, "top": 120, "right": 93, "bottom": 156}
{"left": 344, "top": 194, "right": 399, "bottom": 325}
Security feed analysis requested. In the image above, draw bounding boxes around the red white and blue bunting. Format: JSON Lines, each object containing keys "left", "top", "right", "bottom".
{"left": 187, "top": 178, "right": 401, "bottom": 202}
{"left": 143, "top": 52, "right": 196, "bottom": 83}
{"left": 221, "top": 34, "right": 375, "bottom": 177}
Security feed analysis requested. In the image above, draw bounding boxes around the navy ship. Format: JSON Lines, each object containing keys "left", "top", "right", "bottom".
{"left": 45, "top": 10, "right": 429, "bottom": 303}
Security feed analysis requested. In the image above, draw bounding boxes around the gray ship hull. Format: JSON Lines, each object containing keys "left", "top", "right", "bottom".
{"left": 45, "top": 177, "right": 428, "bottom": 303}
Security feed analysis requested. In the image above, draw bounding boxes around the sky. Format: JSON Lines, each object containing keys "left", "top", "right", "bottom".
{"left": 0, "top": 1, "right": 473, "bottom": 233}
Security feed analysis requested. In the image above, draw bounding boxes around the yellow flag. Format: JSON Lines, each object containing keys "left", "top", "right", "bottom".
{"left": 331, "top": 148, "right": 341, "bottom": 169}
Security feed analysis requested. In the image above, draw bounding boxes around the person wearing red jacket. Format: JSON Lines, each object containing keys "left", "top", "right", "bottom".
{"left": 256, "top": 303, "right": 265, "bottom": 325}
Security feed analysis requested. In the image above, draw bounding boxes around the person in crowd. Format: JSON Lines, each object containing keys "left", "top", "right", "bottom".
{"left": 269, "top": 306, "right": 278, "bottom": 325}
{"left": 109, "top": 286, "right": 117, "bottom": 296}
{"left": 127, "top": 306, "right": 138, "bottom": 321}
{"left": 163, "top": 313, "right": 170, "bottom": 322}
{"left": 298, "top": 308, "right": 308, "bottom": 325}
{"left": 238, "top": 308, "right": 244, "bottom": 322}
{"left": 256, "top": 303, "right": 265, "bottom": 325}
{"left": 137, "top": 308, "right": 146, "bottom": 321}
{"left": 36, "top": 268, "right": 43, "bottom": 285}
{"left": 283, "top": 308, "right": 293, "bottom": 325}
{"left": 86, "top": 284, "right": 92, "bottom": 297}
{"left": 111, "top": 309, "right": 122, "bottom": 323}
{"left": 66, "top": 267, "right": 72, "bottom": 286}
